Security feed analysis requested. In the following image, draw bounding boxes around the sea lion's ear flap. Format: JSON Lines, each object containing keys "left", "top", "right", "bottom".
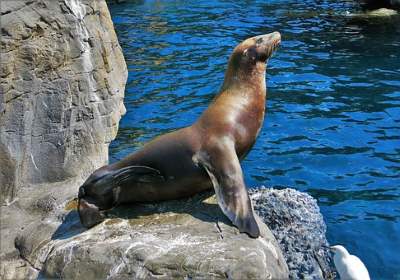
{"left": 194, "top": 144, "right": 260, "bottom": 238}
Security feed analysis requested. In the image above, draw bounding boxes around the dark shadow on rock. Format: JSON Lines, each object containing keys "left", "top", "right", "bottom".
{"left": 51, "top": 190, "right": 231, "bottom": 241}
{"left": 106, "top": 191, "right": 230, "bottom": 224}
{"left": 51, "top": 211, "right": 85, "bottom": 240}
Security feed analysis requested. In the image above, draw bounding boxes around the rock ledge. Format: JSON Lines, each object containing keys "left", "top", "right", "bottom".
{"left": 17, "top": 193, "right": 289, "bottom": 280}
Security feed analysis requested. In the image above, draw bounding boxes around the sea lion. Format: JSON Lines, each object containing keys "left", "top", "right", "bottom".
{"left": 78, "top": 32, "right": 281, "bottom": 238}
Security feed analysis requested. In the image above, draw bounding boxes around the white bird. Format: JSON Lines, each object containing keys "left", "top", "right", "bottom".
{"left": 330, "top": 245, "right": 370, "bottom": 280}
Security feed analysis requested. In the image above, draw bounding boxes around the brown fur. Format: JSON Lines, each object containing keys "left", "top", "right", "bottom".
{"left": 78, "top": 32, "right": 281, "bottom": 238}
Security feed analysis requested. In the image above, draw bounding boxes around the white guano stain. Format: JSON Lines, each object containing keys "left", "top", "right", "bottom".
{"left": 65, "top": 0, "right": 98, "bottom": 101}
{"left": 66, "top": 0, "right": 85, "bottom": 20}
{"left": 258, "top": 238, "right": 279, "bottom": 260}
{"left": 30, "top": 153, "right": 39, "bottom": 170}
{"left": 107, "top": 232, "right": 204, "bottom": 279}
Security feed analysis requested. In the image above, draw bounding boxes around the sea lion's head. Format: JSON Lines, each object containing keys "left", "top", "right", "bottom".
{"left": 235, "top": 31, "right": 281, "bottom": 63}
{"left": 77, "top": 167, "right": 114, "bottom": 228}
{"left": 222, "top": 32, "right": 281, "bottom": 90}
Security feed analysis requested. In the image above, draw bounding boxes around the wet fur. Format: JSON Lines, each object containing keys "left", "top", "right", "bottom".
{"left": 78, "top": 32, "right": 281, "bottom": 238}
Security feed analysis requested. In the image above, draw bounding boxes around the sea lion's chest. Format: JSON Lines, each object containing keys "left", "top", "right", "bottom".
{"left": 202, "top": 94, "right": 265, "bottom": 156}
{"left": 232, "top": 100, "right": 265, "bottom": 157}
{"left": 196, "top": 86, "right": 266, "bottom": 157}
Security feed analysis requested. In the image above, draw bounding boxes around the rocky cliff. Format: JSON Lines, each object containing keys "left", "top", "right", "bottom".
{"left": 14, "top": 193, "right": 290, "bottom": 279}
{"left": 0, "top": 0, "right": 126, "bottom": 204}
{"left": 0, "top": 0, "right": 127, "bottom": 277}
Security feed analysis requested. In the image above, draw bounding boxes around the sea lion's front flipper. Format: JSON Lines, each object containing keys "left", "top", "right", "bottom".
{"left": 195, "top": 142, "right": 260, "bottom": 238}
{"left": 78, "top": 165, "right": 165, "bottom": 228}
{"left": 112, "top": 165, "right": 165, "bottom": 185}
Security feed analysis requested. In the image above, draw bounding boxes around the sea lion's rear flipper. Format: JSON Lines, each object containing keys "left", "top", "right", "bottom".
{"left": 112, "top": 165, "right": 165, "bottom": 185}
{"left": 195, "top": 142, "right": 260, "bottom": 238}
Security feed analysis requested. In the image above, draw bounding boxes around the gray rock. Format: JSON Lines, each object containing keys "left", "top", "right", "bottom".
{"left": 11, "top": 188, "right": 335, "bottom": 279}
{"left": 15, "top": 193, "right": 289, "bottom": 280}
{"left": 249, "top": 187, "right": 335, "bottom": 280}
{"left": 0, "top": 0, "right": 127, "bottom": 278}
{"left": 0, "top": 0, "right": 127, "bottom": 204}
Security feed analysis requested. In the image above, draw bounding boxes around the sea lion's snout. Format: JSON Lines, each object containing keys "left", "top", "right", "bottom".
{"left": 78, "top": 196, "right": 106, "bottom": 228}
{"left": 255, "top": 31, "right": 281, "bottom": 45}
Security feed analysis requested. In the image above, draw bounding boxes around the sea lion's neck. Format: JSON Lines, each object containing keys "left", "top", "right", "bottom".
{"left": 195, "top": 59, "right": 267, "bottom": 157}
{"left": 220, "top": 62, "right": 266, "bottom": 95}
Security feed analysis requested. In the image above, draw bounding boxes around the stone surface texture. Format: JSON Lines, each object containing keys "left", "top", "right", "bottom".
{"left": 10, "top": 189, "right": 333, "bottom": 280}
{"left": 0, "top": 0, "right": 127, "bottom": 278}
{"left": 14, "top": 193, "right": 290, "bottom": 280}
{"left": 0, "top": 0, "right": 127, "bottom": 204}
{"left": 250, "top": 187, "right": 335, "bottom": 280}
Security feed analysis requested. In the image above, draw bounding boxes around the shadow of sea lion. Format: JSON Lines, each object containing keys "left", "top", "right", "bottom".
{"left": 51, "top": 210, "right": 85, "bottom": 240}
{"left": 51, "top": 191, "right": 231, "bottom": 241}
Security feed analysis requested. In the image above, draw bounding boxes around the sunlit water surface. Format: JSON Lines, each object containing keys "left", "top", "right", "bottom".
{"left": 108, "top": 1, "right": 400, "bottom": 278}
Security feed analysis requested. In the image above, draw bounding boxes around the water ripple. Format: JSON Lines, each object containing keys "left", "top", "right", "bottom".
{"left": 108, "top": 1, "right": 400, "bottom": 279}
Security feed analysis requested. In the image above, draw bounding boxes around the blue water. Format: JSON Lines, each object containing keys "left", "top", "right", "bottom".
{"left": 108, "top": 1, "right": 400, "bottom": 279}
